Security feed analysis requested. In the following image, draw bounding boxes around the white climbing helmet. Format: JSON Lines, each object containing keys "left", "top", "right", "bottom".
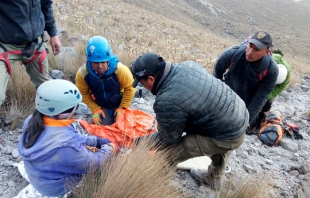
{"left": 35, "top": 79, "right": 82, "bottom": 116}
{"left": 276, "top": 64, "right": 288, "bottom": 85}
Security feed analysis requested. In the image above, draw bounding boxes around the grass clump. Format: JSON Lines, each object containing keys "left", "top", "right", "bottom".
{"left": 69, "top": 137, "right": 182, "bottom": 198}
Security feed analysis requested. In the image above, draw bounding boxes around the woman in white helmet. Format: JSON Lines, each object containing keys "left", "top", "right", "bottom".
{"left": 18, "top": 79, "right": 119, "bottom": 197}
{"left": 261, "top": 53, "right": 291, "bottom": 112}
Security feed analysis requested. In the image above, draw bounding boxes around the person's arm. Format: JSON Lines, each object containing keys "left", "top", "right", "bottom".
{"left": 56, "top": 143, "right": 114, "bottom": 174}
{"left": 153, "top": 99, "right": 187, "bottom": 148}
{"left": 115, "top": 63, "right": 135, "bottom": 108}
{"left": 41, "top": 0, "right": 61, "bottom": 55}
{"left": 213, "top": 46, "right": 238, "bottom": 79}
{"left": 75, "top": 66, "right": 101, "bottom": 113}
{"left": 268, "top": 77, "right": 290, "bottom": 100}
{"left": 41, "top": 0, "right": 57, "bottom": 37}
{"left": 248, "top": 59, "right": 279, "bottom": 122}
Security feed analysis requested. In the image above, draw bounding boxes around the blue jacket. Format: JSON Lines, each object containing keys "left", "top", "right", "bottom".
{"left": 18, "top": 116, "right": 114, "bottom": 197}
{"left": 84, "top": 60, "right": 122, "bottom": 109}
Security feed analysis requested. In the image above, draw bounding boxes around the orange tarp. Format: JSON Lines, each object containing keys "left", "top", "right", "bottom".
{"left": 79, "top": 108, "right": 157, "bottom": 148}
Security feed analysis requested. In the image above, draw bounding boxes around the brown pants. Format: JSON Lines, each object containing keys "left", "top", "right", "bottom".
{"left": 173, "top": 132, "right": 245, "bottom": 180}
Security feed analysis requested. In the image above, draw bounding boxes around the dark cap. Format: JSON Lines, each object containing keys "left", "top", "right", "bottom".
{"left": 248, "top": 31, "right": 273, "bottom": 50}
{"left": 132, "top": 52, "right": 165, "bottom": 88}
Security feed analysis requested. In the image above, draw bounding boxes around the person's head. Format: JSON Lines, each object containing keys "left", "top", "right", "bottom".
{"left": 246, "top": 31, "right": 273, "bottom": 62}
{"left": 24, "top": 79, "right": 85, "bottom": 149}
{"left": 35, "top": 79, "right": 82, "bottom": 119}
{"left": 131, "top": 52, "right": 165, "bottom": 91}
{"left": 86, "top": 36, "right": 112, "bottom": 75}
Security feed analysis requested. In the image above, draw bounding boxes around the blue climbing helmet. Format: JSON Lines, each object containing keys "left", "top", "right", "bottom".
{"left": 35, "top": 79, "right": 82, "bottom": 116}
{"left": 85, "top": 36, "right": 112, "bottom": 62}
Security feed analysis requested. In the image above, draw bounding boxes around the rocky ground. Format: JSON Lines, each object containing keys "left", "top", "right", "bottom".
{"left": 0, "top": 76, "right": 309, "bottom": 198}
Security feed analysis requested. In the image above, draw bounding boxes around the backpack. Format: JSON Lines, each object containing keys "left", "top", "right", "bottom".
{"left": 228, "top": 34, "right": 272, "bottom": 81}
{"left": 249, "top": 111, "right": 304, "bottom": 146}
{"left": 257, "top": 111, "right": 284, "bottom": 146}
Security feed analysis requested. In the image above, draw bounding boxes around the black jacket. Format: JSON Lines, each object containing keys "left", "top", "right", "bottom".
{"left": 0, "top": 0, "right": 57, "bottom": 44}
{"left": 152, "top": 61, "right": 249, "bottom": 148}
{"left": 213, "top": 45, "right": 279, "bottom": 123}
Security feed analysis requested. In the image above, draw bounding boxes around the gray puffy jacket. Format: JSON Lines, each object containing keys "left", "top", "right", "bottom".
{"left": 153, "top": 61, "right": 249, "bottom": 147}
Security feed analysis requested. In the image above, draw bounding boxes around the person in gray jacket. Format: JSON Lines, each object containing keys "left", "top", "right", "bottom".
{"left": 213, "top": 31, "right": 279, "bottom": 128}
{"left": 0, "top": 0, "right": 61, "bottom": 108}
{"left": 131, "top": 52, "right": 249, "bottom": 190}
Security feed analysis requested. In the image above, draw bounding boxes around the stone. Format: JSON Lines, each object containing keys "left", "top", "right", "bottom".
{"left": 7, "top": 181, "right": 15, "bottom": 187}
{"left": 279, "top": 138, "right": 298, "bottom": 153}
{"left": 50, "top": 70, "right": 64, "bottom": 79}
{"left": 300, "top": 85, "right": 309, "bottom": 92}
{"left": 11, "top": 148, "right": 19, "bottom": 159}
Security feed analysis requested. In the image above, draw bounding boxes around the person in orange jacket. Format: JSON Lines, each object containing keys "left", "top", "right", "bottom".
{"left": 75, "top": 36, "right": 135, "bottom": 125}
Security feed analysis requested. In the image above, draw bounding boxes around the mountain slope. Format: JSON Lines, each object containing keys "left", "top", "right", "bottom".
{"left": 122, "top": 0, "right": 310, "bottom": 62}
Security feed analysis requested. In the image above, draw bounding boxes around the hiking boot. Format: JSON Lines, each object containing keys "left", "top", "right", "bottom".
{"left": 190, "top": 168, "right": 222, "bottom": 190}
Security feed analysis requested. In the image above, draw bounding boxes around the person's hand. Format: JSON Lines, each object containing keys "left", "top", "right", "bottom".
{"left": 92, "top": 109, "right": 105, "bottom": 125}
{"left": 114, "top": 107, "right": 125, "bottom": 117}
{"left": 105, "top": 143, "right": 120, "bottom": 154}
{"left": 50, "top": 36, "right": 61, "bottom": 55}
{"left": 96, "top": 137, "right": 111, "bottom": 148}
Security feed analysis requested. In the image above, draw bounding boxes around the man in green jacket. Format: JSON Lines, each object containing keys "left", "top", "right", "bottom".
{"left": 261, "top": 53, "right": 291, "bottom": 112}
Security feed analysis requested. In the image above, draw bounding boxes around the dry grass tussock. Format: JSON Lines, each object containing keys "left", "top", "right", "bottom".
{"left": 219, "top": 174, "right": 275, "bottom": 198}
{"left": 4, "top": 63, "right": 36, "bottom": 116}
{"left": 69, "top": 137, "right": 183, "bottom": 198}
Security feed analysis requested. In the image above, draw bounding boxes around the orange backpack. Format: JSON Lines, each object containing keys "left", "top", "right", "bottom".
{"left": 256, "top": 111, "right": 284, "bottom": 146}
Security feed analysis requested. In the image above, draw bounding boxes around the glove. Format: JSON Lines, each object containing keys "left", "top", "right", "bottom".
{"left": 92, "top": 109, "right": 105, "bottom": 125}
{"left": 114, "top": 107, "right": 125, "bottom": 117}
{"left": 106, "top": 143, "right": 120, "bottom": 154}
{"left": 96, "top": 137, "right": 111, "bottom": 148}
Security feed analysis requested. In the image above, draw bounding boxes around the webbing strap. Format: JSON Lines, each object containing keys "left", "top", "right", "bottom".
{"left": 22, "top": 50, "right": 47, "bottom": 73}
{"left": 0, "top": 50, "right": 23, "bottom": 75}
{"left": 0, "top": 49, "right": 47, "bottom": 75}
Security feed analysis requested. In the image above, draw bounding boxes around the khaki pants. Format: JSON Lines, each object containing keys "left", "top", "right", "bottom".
{"left": 173, "top": 132, "right": 245, "bottom": 180}
{"left": 0, "top": 38, "right": 50, "bottom": 107}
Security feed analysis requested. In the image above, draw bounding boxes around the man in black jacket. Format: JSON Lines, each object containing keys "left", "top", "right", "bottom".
{"left": 213, "top": 31, "right": 279, "bottom": 128}
{"left": 132, "top": 52, "right": 249, "bottom": 190}
{"left": 0, "top": 0, "right": 61, "bottom": 108}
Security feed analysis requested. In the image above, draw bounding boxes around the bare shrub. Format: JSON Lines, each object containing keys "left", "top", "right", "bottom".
{"left": 4, "top": 63, "right": 36, "bottom": 116}
{"left": 115, "top": 50, "right": 135, "bottom": 67}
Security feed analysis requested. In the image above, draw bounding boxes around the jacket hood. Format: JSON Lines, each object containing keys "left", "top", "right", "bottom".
{"left": 86, "top": 54, "right": 119, "bottom": 77}
{"left": 18, "top": 116, "right": 78, "bottom": 162}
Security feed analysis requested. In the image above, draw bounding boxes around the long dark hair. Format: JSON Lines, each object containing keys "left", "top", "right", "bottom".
{"left": 23, "top": 109, "right": 45, "bottom": 148}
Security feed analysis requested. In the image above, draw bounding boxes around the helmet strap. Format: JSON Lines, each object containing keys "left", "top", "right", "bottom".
{"left": 56, "top": 105, "right": 78, "bottom": 120}
{"left": 66, "top": 105, "right": 78, "bottom": 119}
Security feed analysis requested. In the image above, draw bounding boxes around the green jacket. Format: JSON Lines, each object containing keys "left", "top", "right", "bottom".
{"left": 268, "top": 54, "right": 291, "bottom": 100}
